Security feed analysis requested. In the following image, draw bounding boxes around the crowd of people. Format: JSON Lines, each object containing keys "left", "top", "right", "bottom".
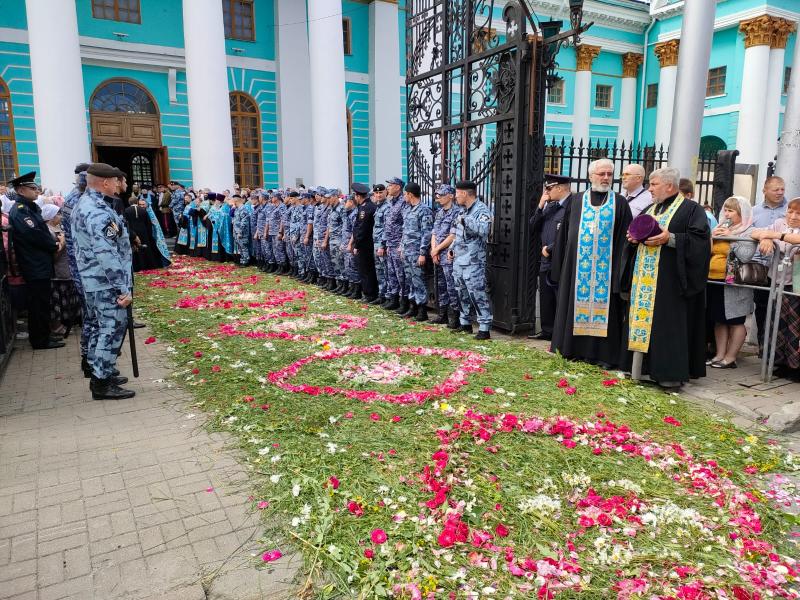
{"left": 533, "top": 162, "right": 800, "bottom": 386}
{"left": 2, "top": 156, "right": 799, "bottom": 401}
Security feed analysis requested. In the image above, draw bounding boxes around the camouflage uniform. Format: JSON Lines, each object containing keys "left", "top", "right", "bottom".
{"left": 282, "top": 200, "right": 294, "bottom": 267}
{"left": 328, "top": 200, "right": 344, "bottom": 282}
{"left": 451, "top": 199, "right": 493, "bottom": 331}
{"left": 372, "top": 199, "right": 389, "bottom": 297}
{"left": 312, "top": 201, "right": 331, "bottom": 277}
{"left": 269, "top": 200, "right": 286, "bottom": 265}
{"left": 289, "top": 201, "right": 307, "bottom": 275}
{"left": 61, "top": 181, "right": 93, "bottom": 356}
{"left": 250, "top": 201, "right": 263, "bottom": 262}
{"left": 71, "top": 189, "right": 133, "bottom": 379}
{"left": 401, "top": 201, "right": 433, "bottom": 304}
{"left": 432, "top": 203, "right": 461, "bottom": 309}
{"left": 304, "top": 201, "right": 316, "bottom": 274}
{"left": 260, "top": 202, "right": 275, "bottom": 265}
{"left": 342, "top": 205, "right": 360, "bottom": 283}
{"left": 384, "top": 194, "right": 407, "bottom": 297}
{"left": 232, "top": 202, "right": 252, "bottom": 265}
{"left": 169, "top": 188, "right": 186, "bottom": 230}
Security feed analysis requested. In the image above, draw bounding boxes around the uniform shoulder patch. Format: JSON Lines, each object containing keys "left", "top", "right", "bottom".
{"left": 479, "top": 214, "right": 491, "bottom": 222}
{"left": 103, "top": 220, "right": 120, "bottom": 239}
{"left": 24, "top": 217, "right": 35, "bottom": 228}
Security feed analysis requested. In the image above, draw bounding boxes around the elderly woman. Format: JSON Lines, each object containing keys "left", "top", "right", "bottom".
{"left": 706, "top": 195, "right": 757, "bottom": 369}
{"left": 43, "top": 204, "right": 81, "bottom": 338}
{"left": 751, "top": 197, "right": 800, "bottom": 379}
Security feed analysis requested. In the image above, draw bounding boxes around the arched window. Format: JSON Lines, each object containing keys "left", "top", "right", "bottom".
{"left": 229, "top": 92, "right": 262, "bottom": 188}
{"left": 699, "top": 135, "right": 727, "bottom": 159}
{"left": 0, "top": 78, "right": 18, "bottom": 182}
{"left": 90, "top": 79, "right": 157, "bottom": 114}
{"left": 130, "top": 153, "right": 153, "bottom": 187}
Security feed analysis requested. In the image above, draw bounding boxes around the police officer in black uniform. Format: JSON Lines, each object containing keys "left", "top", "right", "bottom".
{"left": 7, "top": 171, "right": 64, "bottom": 350}
{"left": 350, "top": 182, "right": 378, "bottom": 302}
{"left": 529, "top": 174, "right": 573, "bottom": 340}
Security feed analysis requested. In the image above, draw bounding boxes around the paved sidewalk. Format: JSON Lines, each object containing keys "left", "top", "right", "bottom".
{"left": 0, "top": 329, "right": 300, "bottom": 600}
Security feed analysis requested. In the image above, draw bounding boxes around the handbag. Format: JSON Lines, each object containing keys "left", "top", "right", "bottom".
{"left": 732, "top": 257, "right": 768, "bottom": 286}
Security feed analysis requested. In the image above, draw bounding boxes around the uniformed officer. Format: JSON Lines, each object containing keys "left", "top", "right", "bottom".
{"left": 341, "top": 194, "right": 361, "bottom": 298}
{"left": 250, "top": 192, "right": 264, "bottom": 268}
{"left": 351, "top": 182, "right": 378, "bottom": 302}
{"left": 429, "top": 184, "right": 461, "bottom": 328}
{"left": 72, "top": 163, "right": 135, "bottom": 399}
{"left": 399, "top": 182, "right": 433, "bottom": 321}
{"left": 313, "top": 189, "right": 332, "bottom": 288}
{"left": 328, "top": 192, "right": 345, "bottom": 293}
{"left": 528, "top": 174, "right": 571, "bottom": 340}
{"left": 382, "top": 177, "right": 407, "bottom": 312}
{"left": 449, "top": 180, "right": 493, "bottom": 340}
{"left": 232, "top": 194, "right": 252, "bottom": 267}
{"left": 268, "top": 192, "right": 287, "bottom": 273}
{"left": 168, "top": 181, "right": 186, "bottom": 233}
{"left": 371, "top": 184, "right": 389, "bottom": 305}
{"left": 7, "top": 171, "right": 63, "bottom": 350}
{"left": 302, "top": 191, "right": 317, "bottom": 283}
{"left": 260, "top": 193, "right": 276, "bottom": 271}
{"left": 61, "top": 163, "right": 93, "bottom": 364}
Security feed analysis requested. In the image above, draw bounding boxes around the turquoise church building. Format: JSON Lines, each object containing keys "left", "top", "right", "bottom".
{"left": 0, "top": 0, "right": 796, "bottom": 194}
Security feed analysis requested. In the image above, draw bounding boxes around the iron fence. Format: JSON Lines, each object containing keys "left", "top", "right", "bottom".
{"left": 542, "top": 138, "right": 720, "bottom": 207}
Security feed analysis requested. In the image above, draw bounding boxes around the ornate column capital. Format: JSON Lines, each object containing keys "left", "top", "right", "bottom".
{"left": 739, "top": 15, "right": 778, "bottom": 49}
{"left": 770, "top": 17, "right": 796, "bottom": 50}
{"left": 654, "top": 40, "right": 680, "bottom": 68}
{"left": 575, "top": 44, "right": 601, "bottom": 72}
{"left": 622, "top": 52, "right": 643, "bottom": 78}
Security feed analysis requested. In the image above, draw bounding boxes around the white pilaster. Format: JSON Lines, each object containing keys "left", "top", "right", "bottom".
{"left": 182, "top": 0, "right": 235, "bottom": 190}
{"left": 308, "top": 0, "right": 350, "bottom": 190}
{"left": 572, "top": 45, "right": 600, "bottom": 145}
{"left": 618, "top": 53, "right": 642, "bottom": 146}
{"left": 654, "top": 66, "right": 676, "bottom": 149}
{"left": 369, "top": 0, "right": 402, "bottom": 182}
{"left": 24, "top": 0, "right": 90, "bottom": 194}
{"left": 735, "top": 44, "right": 770, "bottom": 164}
{"left": 275, "top": 0, "right": 313, "bottom": 187}
{"left": 758, "top": 45, "right": 785, "bottom": 191}
{"left": 776, "top": 33, "right": 800, "bottom": 200}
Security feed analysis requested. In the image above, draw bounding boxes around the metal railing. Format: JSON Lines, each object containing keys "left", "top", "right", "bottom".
{"left": 762, "top": 243, "right": 800, "bottom": 383}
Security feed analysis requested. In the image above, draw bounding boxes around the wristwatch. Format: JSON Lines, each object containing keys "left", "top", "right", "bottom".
{"left": 780, "top": 233, "right": 786, "bottom": 241}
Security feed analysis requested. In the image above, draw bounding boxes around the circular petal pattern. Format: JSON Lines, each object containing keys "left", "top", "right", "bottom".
{"left": 218, "top": 313, "right": 368, "bottom": 341}
{"left": 175, "top": 289, "right": 306, "bottom": 310}
{"left": 267, "top": 344, "right": 488, "bottom": 404}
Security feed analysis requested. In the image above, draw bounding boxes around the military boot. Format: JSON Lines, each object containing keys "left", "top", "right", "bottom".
{"left": 344, "top": 283, "right": 356, "bottom": 298}
{"left": 414, "top": 303, "right": 429, "bottom": 322}
{"left": 429, "top": 305, "right": 447, "bottom": 325}
{"left": 447, "top": 308, "right": 460, "bottom": 329}
{"left": 90, "top": 376, "right": 136, "bottom": 400}
{"left": 349, "top": 284, "right": 362, "bottom": 300}
{"left": 81, "top": 356, "right": 91, "bottom": 378}
{"left": 336, "top": 280, "right": 348, "bottom": 295}
{"left": 474, "top": 330, "right": 491, "bottom": 341}
{"left": 368, "top": 295, "right": 384, "bottom": 306}
{"left": 395, "top": 297, "right": 409, "bottom": 315}
{"left": 451, "top": 323, "right": 473, "bottom": 334}
{"left": 401, "top": 300, "right": 417, "bottom": 318}
{"left": 382, "top": 295, "right": 399, "bottom": 310}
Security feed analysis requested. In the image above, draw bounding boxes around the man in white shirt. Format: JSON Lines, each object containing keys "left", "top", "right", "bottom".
{"left": 621, "top": 164, "right": 652, "bottom": 217}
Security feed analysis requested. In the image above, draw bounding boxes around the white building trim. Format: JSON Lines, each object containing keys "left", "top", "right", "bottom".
{"left": 532, "top": 0, "right": 651, "bottom": 33}
{"left": 345, "top": 71, "right": 370, "bottom": 85}
{"left": 546, "top": 113, "right": 621, "bottom": 128}
{"left": 657, "top": 5, "right": 800, "bottom": 41}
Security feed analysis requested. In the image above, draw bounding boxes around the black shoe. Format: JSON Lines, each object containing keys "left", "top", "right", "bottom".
{"left": 49, "top": 333, "right": 64, "bottom": 342}
{"left": 527, "top": 331, "right": 551, "bottom": 341}
{"left": 429, "top": 306, "right": 447, "bottom": 325}
{"left": 447, "top": 309, "right": 460, "bottom": 330}
{"left": 401, "top": 300, "right": 417, "bottom": 318}
{"left": 81, "top": 356, "right": 91, "bottom": 378}
{"left": 112, "top": 375, "right": 129, "bottom": 385}
{"left": 338, "top": 281, "right": 349, "bottom": 295}
{"left": 474, "top": 330, "right": 491, "bottom": 341}
{"left": 34, "top": 340, "right": 65, "bottom": 350}
{"left": 395, "top": 298, "right": 409, "bottom": 315}
{"left": 346, "top": 284, "right": 360, "bottom": 299}
{"left": 414, "top": 304, "right": 429, "bottom": 322}
{"left": 451, "top": 324, "right": 473, "bottom": 334}
{"left": 90, "top": 377, "right": 136, "bottom": 400}
{"left": 133, "top": 321, "right": 146, "bottom": 329}
{"left": 368, "top": 296, "right": 384, "bottom": 305}
{"left": 383, "top": 295, "right": 399, "bottom": 310}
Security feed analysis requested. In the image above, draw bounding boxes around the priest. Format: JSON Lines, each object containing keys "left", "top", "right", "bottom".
{"left": 626, "top": 167, "right": 710, "bottom": 387}
{"left": 549, "top": 158, "right": 633, "bottom": 370}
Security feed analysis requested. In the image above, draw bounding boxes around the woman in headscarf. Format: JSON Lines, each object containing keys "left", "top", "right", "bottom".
{"left": 706, "top": 195, "right": 757, "bottom": 369}
{"left": 43, "top": 204, "right": 81, "bottom": 338}
{"left": 751, "top": 197, "right": 800, "bottom": 380}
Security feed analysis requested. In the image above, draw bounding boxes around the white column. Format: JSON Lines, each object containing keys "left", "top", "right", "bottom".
{"left": 182, "top": 0, "right": 235, "bottom": 191}
{"left": 758, "top": 20, "right": 794, "bottom": 192}
{"left": 667, "top": 0, "right": 715, "bottom": 180}
{"left": 369, "top": 0, "right": 403, "bottom": 181}
{"left": 24, "top": 0, "right": 90, "bottom": 194}
{"left": 275, "top": 0, "right": 313, "bottom": 187}
{"left": 618, "top": 53, "right": 642, "bottom": 145}
{"left": 572, "top": 45, "right": 600, "bottom": 145}
{"left": 308, "top": 0, "right": 350, "bottom": 190}
{"left": 776, "top": 32, "right": 800, "bottom": 200}
{"left": 735, "top": 21, "right": 772, "bottom": 166}
{"left": 653, "top": 40, "right": 679, "bottom": 151}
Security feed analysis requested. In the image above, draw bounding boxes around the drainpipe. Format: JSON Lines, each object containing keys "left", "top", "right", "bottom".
{"left": 636, "top": 17, "right": 657, "bottom": 146}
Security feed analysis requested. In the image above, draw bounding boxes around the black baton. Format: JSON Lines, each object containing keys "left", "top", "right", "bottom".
{"left": 126, "top": 304, "right": 139, "bottom": 378}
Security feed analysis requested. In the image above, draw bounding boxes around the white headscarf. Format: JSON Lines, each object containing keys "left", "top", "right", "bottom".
{"left": 41, "top": 203, "right": 60, "bottom": 221}
{"left": 723, "top": 195, "right": 753, "bottom": 235}
{"left": 0, "top": 194, "right": 12, "bottom": 215}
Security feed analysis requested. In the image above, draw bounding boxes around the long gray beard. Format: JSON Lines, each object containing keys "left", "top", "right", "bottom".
{"left": 591, "top": 183, "right": 611, "bottom": 193}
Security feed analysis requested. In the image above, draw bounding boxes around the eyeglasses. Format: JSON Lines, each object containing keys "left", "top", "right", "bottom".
{"left": 21, "top": 183, "right": 41, "bottom": 192}
{"left": 621, "top": 173, "right": 641, "bottom": 178}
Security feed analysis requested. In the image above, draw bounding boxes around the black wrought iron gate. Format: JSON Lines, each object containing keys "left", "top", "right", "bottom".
{"left": 406, "top": 0, "right": 546, "bottom": 333}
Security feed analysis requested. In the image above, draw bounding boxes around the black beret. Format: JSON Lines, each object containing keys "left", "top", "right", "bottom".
{"left": 372, "top": 183, "right": 386, "bottom": 192}
{"left": 404, "top": 182, "right": 421, "bottom": 196}
{"left": 207, "top": 192, "right": 218, "bottom": 201}
{"left": 86, "top": 163, "right": 119, "bottom": 178}
{"left": 232, "top": 194, "right": 243, "bottom": 200}
{"left": 351, "top": 182, "right": 370, "bottom": 195}
{"left": 169, "top": 180, "right": 184, "bottom": 187}
{"left": 8, "top": 171, "right": 37, "bottom": 186}
{"left": 544, "top": 173, "right": 571, "bottom": 185}
{"left": 74, "top": 162, "right": 91, "bottom": 174}
{"left": 288, "top": 191, "right": 300, "bottom": 198}
{"left": 455, "top": 180, "right": 477, "bottom": 192}
{"left": 112, "top": 167, "right": 127, "bottom": 179}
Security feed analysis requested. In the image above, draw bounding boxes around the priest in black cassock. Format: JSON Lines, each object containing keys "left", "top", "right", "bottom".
{"left": 625, "top": 167, "right": 710, "bottom": 387}
{"left": 549, "top": 158, "right": 633, "bottom": 370}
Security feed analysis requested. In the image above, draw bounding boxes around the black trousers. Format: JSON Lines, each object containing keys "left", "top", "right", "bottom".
{"left": 27, "top": 278, "right": 52, "bottom": 349}
{"left": 754, "top": 288, "right": 769, "bottom": 349}
{"left": 538, "top": 270, "right": 558, "bottom": 337}
{"left": 356, "top": 244, "right": 378, "bottom": 299}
